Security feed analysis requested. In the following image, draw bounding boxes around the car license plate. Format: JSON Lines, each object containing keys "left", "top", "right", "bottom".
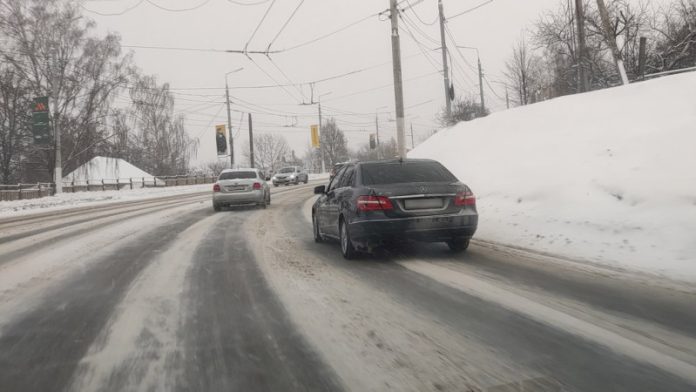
{"left": 404, "top": 198, "right": 443, "bottom": 210}
{"left": 226, "top": 185, "right": 246, "bottom": 191}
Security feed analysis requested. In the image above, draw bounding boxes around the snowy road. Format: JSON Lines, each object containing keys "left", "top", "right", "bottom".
{"left": 0, "top": 184, "right": 695, "bottom": 392}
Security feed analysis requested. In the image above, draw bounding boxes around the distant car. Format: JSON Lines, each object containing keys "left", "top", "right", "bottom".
{"left": 212, "top": 168, "right": 270, "bottom": 211}
{"left": 272, "top": 166, "right": 308, "bottom": 186}
{"left": 312, "top": 159, "right": 478, "bottom": 259}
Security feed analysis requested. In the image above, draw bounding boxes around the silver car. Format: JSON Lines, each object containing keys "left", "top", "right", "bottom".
{"left": 212, "top": 168, "right": 271, "bottom": 211}
{"left": 272, "top": 166, "right": 308, "bottom": 187}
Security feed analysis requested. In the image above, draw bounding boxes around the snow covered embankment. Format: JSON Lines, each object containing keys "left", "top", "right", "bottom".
{"left": 410, "top": 72, "right": 696, "bottom": 282}
{"left": 0, "top": 184, "right": 211, "bottom": 219}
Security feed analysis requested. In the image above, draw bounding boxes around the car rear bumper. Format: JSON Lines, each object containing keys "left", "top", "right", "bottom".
{"left": 273, "top": 177, "right": 296, "bottom": 185}
{"left": 348, "top": 213, "right": 478, "bottom": 246}
{"left": 213, "top": 190, "right": 264, "bottom": 205}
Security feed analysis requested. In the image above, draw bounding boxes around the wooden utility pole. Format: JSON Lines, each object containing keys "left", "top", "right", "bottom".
{"left": 477, "top": 56, "right": 486, "bottom": 113}
{"left": 438, "top": 0, "right": 452, "bottom": 117}
{"left": 575, "top": 0, "right": 591, "bottom": 92}
{"left": 389, "top": 0, "right": 407, "bottom": 158}
{"left": 248, "top": 113, "right": 255, "bottom": 168}
{"left": 52, "top": 72, "right": 62, "bottom": 193}
{"left": 410, "top": 123, "right": 415, "bottom": 150}
{"left": 225, "top": 82, "right": 234, "bottom": 167}
{"left": 638, "top": 37, "right": 647, "bottom": 78}
{"left": 318, "top": 101, "right": 325, "bottom": 173}
{"left": 596, "top": 0, "right": 629, "bottom": 85}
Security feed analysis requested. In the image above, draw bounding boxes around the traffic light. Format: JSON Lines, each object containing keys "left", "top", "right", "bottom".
{"left": 369, "top": 134, "right": 376, "bottom": 150}
{"left": 215, "top": 125, "right": 227, "bottom": 155}
{"left": 32, "top": 97, "right": 52, "bottom": 145}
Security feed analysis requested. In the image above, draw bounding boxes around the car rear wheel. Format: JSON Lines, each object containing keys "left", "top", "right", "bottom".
{"left": 259, "top": 193, "right": 268, "bottom": 209}
{"left": 313, "top": 214, "right": 323, "bottom": 243}
{"left": 447, "top": 238, "right": 470, "bottom": 252}
{"left": 339, "top": 219, "right": 357, "bottom": 259}
{"left": 213, "top": 202, "right": 222, "bottom": 212}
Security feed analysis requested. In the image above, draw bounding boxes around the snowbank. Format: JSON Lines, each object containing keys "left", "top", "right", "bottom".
{"left": 0, "top": 184, "right": 211, "bottom": 219}
{"left": 410, "top": 72, "right": 696, "bottom": 282}
{"left": 63, "top": 156, "right": 155, "bottom": 184}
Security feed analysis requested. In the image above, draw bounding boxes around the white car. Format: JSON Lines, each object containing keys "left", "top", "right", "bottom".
{"left": 212, "top": 168, "right": 271, "bottom": 211}
{"left": 272, "top": 166, "right": 309, "bottom": 186}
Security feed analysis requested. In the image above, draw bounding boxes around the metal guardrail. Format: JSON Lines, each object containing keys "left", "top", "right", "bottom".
{"left": 0, "top": 175, "right": 217, "bottom": 202}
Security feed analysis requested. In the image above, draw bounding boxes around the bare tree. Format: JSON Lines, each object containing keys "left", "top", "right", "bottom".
{"left": 244, "top": 133, "right": 289, "bottom": 174}
{"left": 504, "top": 37, "right": 545, "bottom": 105}
{"left": 439, "top": 97, "right": 489, "bottom": 126}
{"left": 127, "top": 74, "right": 196, "bottom": 175}
{"left": 0, "top": 67, "right": 31, "bottom": 183}
{"left": 0, "top": 0, "right": 132, "bottom": 178}
{"left": 320, "top": 118, "right": 348, "bottom": 167}
{"left": 651, "top": 0, "right": 696, "bottom": 71}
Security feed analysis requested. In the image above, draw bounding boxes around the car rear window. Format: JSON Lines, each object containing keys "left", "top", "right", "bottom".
{"left": 218, "top": 171, "right": 257, "bottom": 180}
{"left": 360, "top": 161, "right": 457, "bottom": 185}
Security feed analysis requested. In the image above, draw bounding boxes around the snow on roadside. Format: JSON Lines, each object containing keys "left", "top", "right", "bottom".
{"left": 410, "top": 72, "right": 696, "bottom": 282}
{"left": 0, "top": 184, "right": 211, "bottom": 219}
{"left": 308, "top": 173, "right": 330, "bottom": 181}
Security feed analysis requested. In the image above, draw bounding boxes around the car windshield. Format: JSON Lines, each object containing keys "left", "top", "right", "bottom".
{"left": 278, "top": 168, "right": 295, "bottom": 173}
{"left": 218, "top": 171, "right": 256, "bottom": 180}
{"left": 360, "top": 162, "right": 457, "bottom": 185}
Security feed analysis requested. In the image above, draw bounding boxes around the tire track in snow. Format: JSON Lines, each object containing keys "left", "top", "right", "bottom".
{"left": 0, "top": 208, "right": 211, "bottom": 392}
{"left": 68, "top": 212, "right": 223, "bottom": 392}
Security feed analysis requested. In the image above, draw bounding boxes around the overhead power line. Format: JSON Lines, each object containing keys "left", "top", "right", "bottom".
{"left": 266, "top": 0, "right": 306, "bottom": 52}
{"left": 144, "top": 0, "right": 213, "bottom": 12}
{"left": 245, "top": 0, "right": 278, "bottom": 52}
{"left": 403, "top": 0, "right": 438, "bottom": 26}
{"left": 447, "top": 0, "right": 494, "bottom": 20}
{"left": 227, "top": 0, "right": 272, "bottom": 5}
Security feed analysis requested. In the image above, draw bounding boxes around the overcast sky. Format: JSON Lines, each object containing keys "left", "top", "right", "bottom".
{"left": 80, "top": 0, "right": 603, "bottom": 166}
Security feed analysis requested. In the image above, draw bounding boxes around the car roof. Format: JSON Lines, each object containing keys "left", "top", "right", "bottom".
{"left": 221, "top": 168, "right": 259, "bottom": 173}
{"left": 353, "top": 158, "right": 437, "bottom": 166}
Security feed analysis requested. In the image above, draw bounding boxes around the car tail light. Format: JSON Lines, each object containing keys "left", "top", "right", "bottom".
{"left": 213, "top": 183, "right": 221, "bottom": 192}
{"left": 253, "top": 182, "right": 262, "bottom": 190}
{"left": 357, "top": 195, "right": 393, "bottom": 211}
{"left": 455, "top": 190, "right": 476, "bottom": 206}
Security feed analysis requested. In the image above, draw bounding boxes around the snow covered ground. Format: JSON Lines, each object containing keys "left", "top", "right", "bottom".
{"left": 410, "top": 72, "right": 696, "bottom": 282}
{"left": 0, "top": 184, "right": 211, "bottom": 219}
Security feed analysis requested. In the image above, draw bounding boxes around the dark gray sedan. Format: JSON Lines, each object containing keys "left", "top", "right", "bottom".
{"left": 312, "top": 159, "right": 478, "bottom": 259}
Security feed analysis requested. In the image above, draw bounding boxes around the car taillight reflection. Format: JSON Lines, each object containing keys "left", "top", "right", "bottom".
{"left": 357, "top": 195, "right": 394, "bottom": 211}
{"left": 253, "top": 182, "right": 262, "bottom": 190}
{"left": 454, "top": 190, "right": 476, "bottom": 206}
{"left": 213, "top": 183, "right": 221, "bottom": 192}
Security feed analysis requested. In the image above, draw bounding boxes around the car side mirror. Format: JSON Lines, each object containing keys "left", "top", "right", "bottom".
{"left": 314, "top": 185, "right": 326, "bottom": 195}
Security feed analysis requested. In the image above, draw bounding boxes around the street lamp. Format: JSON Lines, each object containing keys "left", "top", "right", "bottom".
{"left": 456, "top": 46, "right": 485, "bottom": 112}
{"left": 225, "top": 67, "right": 244, "bottom": 167}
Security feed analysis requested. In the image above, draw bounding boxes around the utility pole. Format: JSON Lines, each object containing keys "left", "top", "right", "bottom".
{"left": 575, "top": 0, "right": 590, "bottom": 92}
{"left": 52, "top": 73, "right": 62, "bottom": 194}
{"left": 505, "top": 87, "right": 510, "bottom": 109}
{"left": 438, "top": 0, "right": 452, "bottom": 117}
{"left": 389, "top": 0, "right": 407, "bottom": 158}
{"left": 410, "top": 123, "right": 415, "bottom": 150}
{"left": 318, "top": 101, "right": 325, "bottom": 173}
{"left": 375, "top": 113, "right": 381, "bottom": 158}
{"left": 477, "top": 56, "right": 486, "bottom": 113}
{"left": 248, "top": 113, "right": 255, "bottom": 168}
{"left": 225, "top": 82, "right": 234, "bottom": 167}
{"left": 596, "top": 0, "right": 629, "bottom": 85}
